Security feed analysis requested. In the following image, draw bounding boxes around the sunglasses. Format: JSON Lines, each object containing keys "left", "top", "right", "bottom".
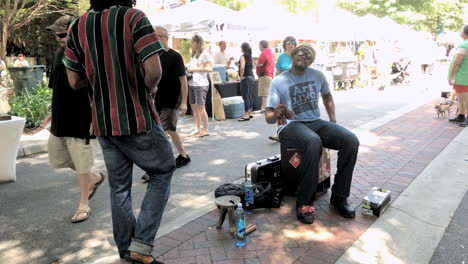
{"left": 294, "top": 49, "right": 313, "bottom": 60}
{"left": 55, "top": 32, "right": 68, "bottom": 38}
{"left": 285, "top": 41, "right": 297, "bottom": 45}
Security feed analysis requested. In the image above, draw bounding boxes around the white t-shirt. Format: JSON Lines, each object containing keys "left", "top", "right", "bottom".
{"left": 189, "top": 49, "right": 212, "bottom": 86}
{"left": 213, "top": 51, "right": 228, "bottom": 65}
{"left": 13, "top": 59, "right": 29, "bottom": 67}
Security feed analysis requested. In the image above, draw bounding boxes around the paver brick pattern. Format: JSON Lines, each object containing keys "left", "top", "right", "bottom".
{"left": 152, "top": 101, "right": 463, "bottom": 264}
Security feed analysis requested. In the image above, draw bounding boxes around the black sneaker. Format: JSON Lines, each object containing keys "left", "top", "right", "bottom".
{"left": 141, "top": 174, "right": 150, "bottom": 183}
{"left": 449, "top": 114, "right": 466, "bottom": 123}
{"left": 175, "top": 154, "right": 191, "bottom": 168}
{"left": 460, "top": 120, "right": 468, "bottom": 127}
{"left": 296, "top": 205, "right": 315, "bottom": 224}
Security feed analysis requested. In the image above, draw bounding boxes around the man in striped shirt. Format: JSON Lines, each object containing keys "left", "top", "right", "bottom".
{"left": 63, "top": 1, "right": 175, "bottom": 263}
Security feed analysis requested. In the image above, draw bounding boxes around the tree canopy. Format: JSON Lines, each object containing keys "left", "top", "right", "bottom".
{"left": 208, "top": 0, "right": 251, "bottom": 11}
{"left": 0, "top": 0, "right": 78, "bottom": 60}
{"left": 337, "top": 0, "right": 468, "bottom": 40}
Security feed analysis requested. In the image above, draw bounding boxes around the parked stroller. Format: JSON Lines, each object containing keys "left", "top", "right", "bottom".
{"left": 390, "top": 58, "right": 411, "bottom": 85}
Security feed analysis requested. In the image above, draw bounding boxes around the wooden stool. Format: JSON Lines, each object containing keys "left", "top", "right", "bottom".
{"left": 215, "top": 195, "right": 241, "bottom": 234}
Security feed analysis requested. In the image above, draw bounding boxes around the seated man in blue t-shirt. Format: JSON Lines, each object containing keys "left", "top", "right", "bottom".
{"left": 264, "top": 44, "right": 360, "bottom": 224}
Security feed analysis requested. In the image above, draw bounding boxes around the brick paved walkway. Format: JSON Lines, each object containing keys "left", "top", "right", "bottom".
{"left": 151, "top": 100, "right": 463, "bottom": 264}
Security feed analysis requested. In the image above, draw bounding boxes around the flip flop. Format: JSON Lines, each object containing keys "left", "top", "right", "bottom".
{"left": 88, "top": 173, "right": 105, "bottom": 200}
{"left": 187, "top": 130, "right": 201, "bottom": 137}
{"left": 238, "top": 117, "right": 250, "bottom": 121}
{"left": 71, "top": 207, "right": 91, "bottom": 223}
{"left": 268, "top": 135, "right": 279, "bottom": 142}
{"left": 194, "top": 133, "right": 210, "bottom": 138}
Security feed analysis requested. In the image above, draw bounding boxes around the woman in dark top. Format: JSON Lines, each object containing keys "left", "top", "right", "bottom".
{"left": 238, "top": 42, "right": 255, "bottom": 121}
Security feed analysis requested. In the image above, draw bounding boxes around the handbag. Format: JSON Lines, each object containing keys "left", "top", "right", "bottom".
{"left": 214, "top": 182, "right": 282, "bottom": 209}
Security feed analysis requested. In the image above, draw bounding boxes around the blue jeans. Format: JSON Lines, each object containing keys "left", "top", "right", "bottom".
{"left": 240, "top": 76, "right": 254, "bottom": 112}
{"left": 98, "top": 123, "right": 175, "bottom": 258}
{"left": 279, "top": 120, "right": 359, "bottom": 206}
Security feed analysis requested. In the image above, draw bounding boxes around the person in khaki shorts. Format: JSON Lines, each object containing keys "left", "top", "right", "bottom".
{"left": 256, "top": 40, "right": 275, "bottom": 112}
{"left": 42, "top": 15, "right": 104, "bottom": 223}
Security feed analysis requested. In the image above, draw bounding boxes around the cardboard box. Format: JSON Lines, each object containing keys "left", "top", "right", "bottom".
{"left": 362, "top": 187, "right": 391, "bottom": 217}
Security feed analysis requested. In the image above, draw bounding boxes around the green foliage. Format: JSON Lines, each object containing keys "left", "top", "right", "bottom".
{"left": 78, "top": 0, "right": 90, "bottom": 14}
{"left": 179, "top": 39, "right": 191, "bottom": 64}
{"left": 8, "top": 82, "right": 52, "bottom": 129}
{"left": 208, "top": 0, "right": 252, "bottom": 11}
{"left": 337, "top": 0, "right": 468, "bottom": 40}
{"left": 277, "top": 0, "right": 318, "bottom": 14}
{"left": 1, "top": 0, "right": 78, "bottom": 60}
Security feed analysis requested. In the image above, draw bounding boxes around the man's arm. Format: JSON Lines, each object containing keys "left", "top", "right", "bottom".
{"left": 256, "top": 54, "right": 265, "bottom": 76}
{"left": 448, "top": 53, "right": 465, "bottom": 85}
{"left": 179, "top": 75, "right": 188, "bottom": 115}
{"left": 66, "top": 70, "right": 88, "bottom": 90}
{"left": 143, "top": 53, "right": 162, "bottom": 96}
{"left": 256, "top": 53, "right": 265, "bottom": 67}
{"left": 322, "top": 93, "right": 336, "bottom": 123}
{"left": 40, "top": 112, "right": 52, "bottom": 129}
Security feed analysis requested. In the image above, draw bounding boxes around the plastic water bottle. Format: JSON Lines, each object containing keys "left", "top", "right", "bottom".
{"left": 178, "top": 110, "right": 185, "bottom": 124}
{"left": 244, "top": 176, "right": 254, "bottom": 214}
{"left": 234, "top": 203, "right": 246, "bottom": 247}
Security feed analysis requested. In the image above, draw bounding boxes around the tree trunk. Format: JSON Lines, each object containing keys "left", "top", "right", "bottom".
{"left": 0, "top": 23, "right": 7, "bottom": 61}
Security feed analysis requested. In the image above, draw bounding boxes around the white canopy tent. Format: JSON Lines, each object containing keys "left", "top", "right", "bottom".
{"left": 148, "top": 0, "right": 267, "bottom": 41}
{"left": 149, "top": 0, "right": 237, "bottom": 39}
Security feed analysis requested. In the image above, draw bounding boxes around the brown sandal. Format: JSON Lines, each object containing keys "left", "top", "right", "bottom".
{"left": 71, "top": 208, "right": 91, "bottom": 223}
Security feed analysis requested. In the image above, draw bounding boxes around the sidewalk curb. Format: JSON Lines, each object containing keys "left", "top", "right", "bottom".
{"left": 336, "top": 128, "right": 468, "bottom": 264}
{"left": 17, "top": 141, "right": 48, "bottom": 158}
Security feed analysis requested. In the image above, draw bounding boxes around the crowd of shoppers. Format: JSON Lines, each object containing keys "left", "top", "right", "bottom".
{"left": 30, "top": 0, "right": 467, "bottom": 262}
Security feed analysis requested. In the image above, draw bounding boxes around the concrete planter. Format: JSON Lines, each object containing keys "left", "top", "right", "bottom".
{"left": 0, "top": 116, "right": 26, "bottom": 182}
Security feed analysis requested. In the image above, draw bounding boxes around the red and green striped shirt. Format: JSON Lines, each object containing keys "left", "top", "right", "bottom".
{"left": 63, "top": 6, "right": 163, "bottom": 136}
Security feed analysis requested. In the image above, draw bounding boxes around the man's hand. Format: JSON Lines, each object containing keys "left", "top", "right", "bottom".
{"left": 179, "top": 103, "right": 187, "bottom": 116}
{"left": 448, "top": 77, "right": 455, "bottom": 86}
{"left": 274, "top": 104, "right": 294, "bottom": 125}
{"left": 41, "top": 113, "right": 51, "bottom": 129}
{"left": 150, "top": 86, "right": 158, "bottom": 98}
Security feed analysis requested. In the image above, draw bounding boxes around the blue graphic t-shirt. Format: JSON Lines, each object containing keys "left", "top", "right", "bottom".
{"left": 266, "top": 68, "right": 330, "bottom": 133}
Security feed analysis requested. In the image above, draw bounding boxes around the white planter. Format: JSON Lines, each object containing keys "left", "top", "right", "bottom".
{"left": 0, "top": 116, "right": 26, "bottom": 182}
